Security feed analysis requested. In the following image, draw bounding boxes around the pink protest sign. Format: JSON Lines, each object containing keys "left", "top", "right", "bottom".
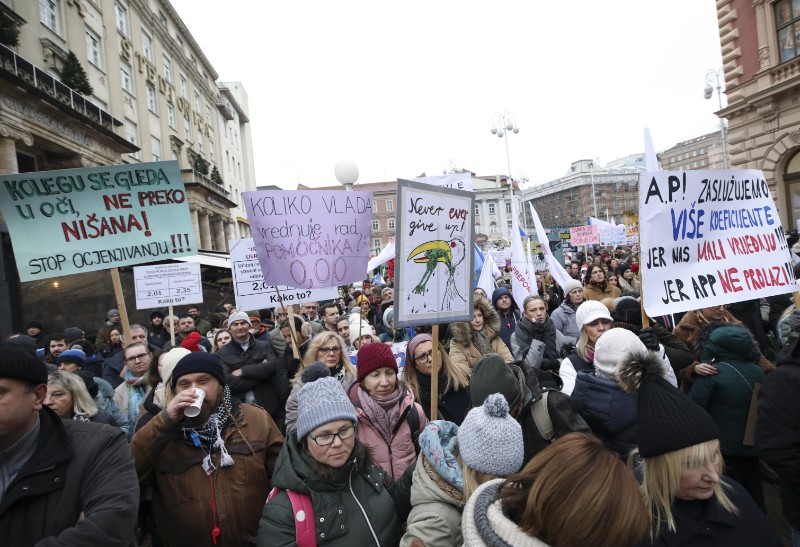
{"left": 243, "top": 190, "right": 372, "bottom": 289}
{"left": 569, "top": 225, "right": 599, "bottom": 246}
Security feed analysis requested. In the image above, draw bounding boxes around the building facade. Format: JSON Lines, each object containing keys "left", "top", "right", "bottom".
{"left": 713, "top": 0, "right": 800, "bottom": 229}
{"left": 659, "top": 131, "right": 724, "bottom": 171}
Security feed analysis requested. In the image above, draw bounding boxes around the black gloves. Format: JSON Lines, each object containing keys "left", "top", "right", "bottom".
{"left": 638, "top": 327, "right": 660, "bottom": 351}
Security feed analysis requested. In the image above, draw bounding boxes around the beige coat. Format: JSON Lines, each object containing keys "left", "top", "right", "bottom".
{"left": 448, "top": 297, "right": 513, "bottom": 369}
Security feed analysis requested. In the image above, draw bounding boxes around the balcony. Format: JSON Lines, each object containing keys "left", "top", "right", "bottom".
{"left": 216, "top": 97, "right": 235, "bottom": 121}
{"left": 181, "top": 168, "right": 237, "bottom": 208}
{"left": 0, "top": 43, "right": 136, "bottom": 151}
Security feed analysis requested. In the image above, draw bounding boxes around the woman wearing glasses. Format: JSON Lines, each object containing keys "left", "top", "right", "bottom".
{"left": 403, "top": 334, "right": 471, "bottom": 425}
{"left": 259, "top": 369, "right": 402, "bottom": 546}
{"left": 284, "top": 332, "right": 357, "bottom": 433}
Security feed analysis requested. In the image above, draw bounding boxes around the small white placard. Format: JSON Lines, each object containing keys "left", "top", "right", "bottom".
{"left": 133, "top": 262, "right": 203, "bottom": 309}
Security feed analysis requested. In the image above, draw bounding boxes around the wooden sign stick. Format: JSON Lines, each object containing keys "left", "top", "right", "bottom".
{"left": 110, "top": 268, "right": 132, "bottom": 344}
{"left": 430, "top": 323, "right": 439, "bottom": 420}
{"left": 275, "top": 286, "right": 300, "bottom": 360}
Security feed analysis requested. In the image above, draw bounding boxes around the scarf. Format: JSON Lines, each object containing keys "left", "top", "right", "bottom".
{"left": 589, "top": 279, "right": 608, "bottom": 292}
{"left": 121, "top": 369, "right": 148, "bottom": 424}
{"left": 181, "top": 385, "right": 234, "bottom": 467}
{"left": 332, "top": 362, "right": 346, "bottom": 384}
{"left": 516, "top": 317, "right": 559, "bottom": 364}
{"left": 72, "top": 414, "right": 91, "bottom": 422}
{"left": 357, "top": 385, "right": 404, "bottom": 444}
{"left": 472, "top": 330, "right": 494, "bottom": 356}
{"left": 418, "top": 420, "right": 463, "bottom": 490}
{"left": 417, "top": 368, "right": 450, "bottom": 401}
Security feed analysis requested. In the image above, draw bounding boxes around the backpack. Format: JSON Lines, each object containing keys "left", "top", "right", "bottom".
{"left": 266, "top": 487, "right": 316, "bottom": 547}
{"left": 393, "top": 403, "right": 422, "bottom": 455}
{"left": 531, "top": 391, "right": 555, "bottom": 442}
{"left": 529, "top": 387, "right": 591, "bottom": 445}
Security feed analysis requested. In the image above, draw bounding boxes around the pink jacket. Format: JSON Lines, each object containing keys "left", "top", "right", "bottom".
{"left": 348, "top": 382, "right": 428, "bottom": 480}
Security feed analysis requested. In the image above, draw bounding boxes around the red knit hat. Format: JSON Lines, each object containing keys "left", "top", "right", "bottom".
{"left": 179, "top": 331, "right": 202, "bottom": 352}
{"left": 356, "top": 342, "right": 398, "bottom": 382}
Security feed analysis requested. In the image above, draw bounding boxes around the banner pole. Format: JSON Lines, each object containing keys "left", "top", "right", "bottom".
{"left": 275, "top": 286, "right": 300, "bottom": 360}
{"left": 638, "top": 247, "right": 650, "bottom": 328}
{"left": 168, "top": 305, "right": 175, "bottom": 347}
{"left": 110, "top": 268, "right": 132, "bottom": 345}
{"left": 430, "top": 324, "right": 439, "bottom": 420}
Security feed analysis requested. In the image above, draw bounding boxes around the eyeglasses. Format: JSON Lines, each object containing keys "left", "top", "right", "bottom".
{"left": 309, "top": 425, "right": 356, "bottom": 446}
{"left": 306, "top": 306, "right": 318, "bottom": 310}
{"left": 318, "top": 346, "right": 341, "bottom": 354}
{"left": 415, "top": 351, "right": 433, "bottom": 363}
{"left": 276, "top": 313, "right": 288, "bottom": 318}
{"left": 125, "top": 353, "right": 149, "bottom": 364}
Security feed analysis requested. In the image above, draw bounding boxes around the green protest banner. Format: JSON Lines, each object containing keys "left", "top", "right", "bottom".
{"left": 0, "top": 160, "right": 197, "bottom": 281}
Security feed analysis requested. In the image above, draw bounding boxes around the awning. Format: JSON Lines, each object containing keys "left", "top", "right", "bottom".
{"left": 175, "top": 251, "right": 231, "bottom": 269}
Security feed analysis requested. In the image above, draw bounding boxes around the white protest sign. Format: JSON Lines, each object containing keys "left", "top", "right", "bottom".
{"left": 569, "top": 225, "right": 599, "bottom": 246}
{"left": 394, "top": 179, "right": 475, "bottom": 326}
{"left": 598, "top": 224, "right": 627, "bottom": 245}
{"left": 243, "top": 190, "right": 372, "bottom": 289}
{"left": 348, "top": 341, "right": 409, "bottom": 373}
{"left": 133, "top": 262, "right": 203, "bottom": 309}
{"left": 639, "top": 170, "right": 796, "bottom": 316}
{"left": 413, "top": 172, "right": 473, "bottom": 192}
{"left": 229, "top": 238, "right": 337, "bottom": 310}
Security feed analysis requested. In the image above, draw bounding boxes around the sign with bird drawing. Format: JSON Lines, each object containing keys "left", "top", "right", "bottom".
{"left": 394, "top": 179, "right": 474, "bottom": 326}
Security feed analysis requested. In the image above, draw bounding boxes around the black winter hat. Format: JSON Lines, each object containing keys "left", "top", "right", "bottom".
{"left": 617, "top": 352, "right": 719, "bottom": 458}
{"left": 170, "top": 352, "right": 226, "bottom": 390}
{"left": 613, "top": 297, "right": 642, "bottom": 327}
{"left": 470, "top": 353, "right": 521, "bottom": 410}
{"left": 26, "top": 320, "right": 44, "bottom": 331}
{"left": 0, "top": 343, "right": 48, "bottom": 385}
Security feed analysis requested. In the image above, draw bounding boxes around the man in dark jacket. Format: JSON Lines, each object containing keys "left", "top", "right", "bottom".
{"left": 217, "top": 311, "right": 287, "bottom": 424}
{"left": 757, "top": 338, "right": 800, "bottom": 544}
{"left": 0, "top": 343, "right": 139, "bottom": 545}
{"left": 491, "top": 286, "right": 521, "bottom": 349}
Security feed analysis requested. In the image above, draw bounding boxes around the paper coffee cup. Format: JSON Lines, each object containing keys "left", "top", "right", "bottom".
{"left": 184, "top": 387, "right": 206, "bottom": 418}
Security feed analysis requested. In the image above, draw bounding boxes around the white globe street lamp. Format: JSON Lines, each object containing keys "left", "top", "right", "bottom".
{"left": 334, "top": 159, "right": 359, "bottom": 191}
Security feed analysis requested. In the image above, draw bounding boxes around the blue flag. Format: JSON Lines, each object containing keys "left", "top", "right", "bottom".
{"left": 473, "top": 243, "right": 484, "bottom": 272}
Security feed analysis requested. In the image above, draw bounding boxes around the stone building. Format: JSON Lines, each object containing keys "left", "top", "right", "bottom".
{"left": 658, "top": 131, "right": 725, "bottom": 171}
{"left": 713, "top": 0, "right": 800, "bottom": 229}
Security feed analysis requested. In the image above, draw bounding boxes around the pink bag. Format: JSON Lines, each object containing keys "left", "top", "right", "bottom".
{"left": 267, "top": 487, "right": 317, "bottom": 547}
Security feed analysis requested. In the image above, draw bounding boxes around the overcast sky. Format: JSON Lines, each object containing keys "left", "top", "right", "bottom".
{"left": 169, "top": 1, "right": 724, "bottom": 190}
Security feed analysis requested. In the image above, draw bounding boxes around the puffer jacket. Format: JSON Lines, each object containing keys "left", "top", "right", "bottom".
{"left": 462, "top": 479, "right": 549, "bottom": 547}
{"left": 689, "top": 324, "right": 765, "bottom": 458}
{"left": 401, "top": 420, "right": 465, "bottom": 547}
{"left": 510, "top": 316, "right": 567, "bottom": 374}
{"left": 258, "top": 433, "right": 400, "bottom": 547}
{"left": 284, "top": 367, "right": 357, "bottom": 433}
{"left": 130, "top": 401, "right": 284, "bottom": 547}
{"left": 348, "top": 382, "right": 428, "bottom": 480}
{"left": 571, "top": 370, "right": 638, "bottom": 459}
{"left": 449, "top": 297, "right": 513, "bottom": 370}
{"left": 550, "top": 301, "right": 579, "bottom": 344}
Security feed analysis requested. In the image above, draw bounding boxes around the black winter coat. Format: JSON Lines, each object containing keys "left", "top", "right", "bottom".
{"left": 218, "top": 335, "right": 287, "bottom": 423}
{"left": 637, "top": 478, "right": 780, "bottom": 547}
{"left": 0, "top": 406, "right": 139, "bottom": 546}
{"left": 416, "top": 371, "right": 471, "bottom": 426}
{"left": 756, "top": 338, "right": 800, "bottom": 529}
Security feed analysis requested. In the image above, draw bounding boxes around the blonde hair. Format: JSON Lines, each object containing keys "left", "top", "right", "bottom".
{"left": 633, "top": 439, "right": 738, "bottom": 536}
{"left": 48, "top": 370, "right": 98, "bottom": 418}
{"left": 295, "top": 331, "right": 355, "bottom": 383}
{"left": 576, "top": 330, "right": 591, "bottom": 361}
{"left": 403, "top": 341, "right": 470, "bottom": 404}
{"left": 459, "top": 454, "right": 500, "bottom": 501}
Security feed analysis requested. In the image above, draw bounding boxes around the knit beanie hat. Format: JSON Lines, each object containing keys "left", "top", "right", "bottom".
{"left": 561, "top": 278, "right": 582, "bottom": 296}
{"left": 26, "top": 320, "right": 44, "bottom": 331}
{"left": 296, "top": 376, "right": 358, "bottom": 440}
{"left": 170, "top": 352, "right": 226, "bottom": 390}
{"left": 179, "top": 331, "right": 202, "bottom": 352}
{"left": 57, "top": 348, "right": 87, "bottom": 369}
{"left": 227, "top": 311, "right": 251, "bottom": 326}
{"left": 150, "top": 310, "right": 165, "bottom": 320}
{"left": 593, "top": 328, "right": 647, "bottom": 377}
{"left": 356, "top": 342, "right": 398, "bottom": 382}
{"left": 161, "top": 347, "right": 191, "bottom": 386}
{"left": 613, "top": 297, "right": 642, "bottom": 326}
{"left": 107, "top": 308, "right": 120, "bottom": 319}
{"left": 457, "top": 393, "right": 524, "bottom": 476}
{"left": 64, "top": 327, "right": 85, "bottom": 345}
{"left": 575, "top": 300, "right": 613, "bottom": 331}
{"left": 0, "top": 343, "right": 48, "bottom": 385}
{"left": 469, "top": 353, "right": 521, "bottom": 410}
{"left": 349, "top": 315, "right": 372, "bottom": 339}
{"left": 407, "top": 334, "right": 432, "bottom": 365}
{"left": 617, "top": 353, "right": 719, "bottom": 458}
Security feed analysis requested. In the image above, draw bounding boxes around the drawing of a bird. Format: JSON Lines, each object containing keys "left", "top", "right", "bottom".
{"left": 407, "top": 238, "right": 467, "bottom": 309}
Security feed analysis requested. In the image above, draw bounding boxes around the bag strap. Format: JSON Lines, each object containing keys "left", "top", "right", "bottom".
{"left": 266, "top": 487, "right": 317, "bottom": 547}
{"left": 531, "top": 391, "right": 555, "bottom": 442}
{"left": 717, "top": 362, "right": 754, "bottom": 391}
{"left": 391, "top": 404, "right": 421, "bottom": 455}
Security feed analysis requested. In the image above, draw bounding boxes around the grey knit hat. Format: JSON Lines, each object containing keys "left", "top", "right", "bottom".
{"left": 457, "top": 393, "right": 523, "bottom": 476}
{"left": 561, "top": 278, "right": 582, "bottom": 296}
{"left": 227, "top": 311, "right": 251, "bottom": 326}
{"left": 296, "top": 376, "right": 357, "bottom": 440}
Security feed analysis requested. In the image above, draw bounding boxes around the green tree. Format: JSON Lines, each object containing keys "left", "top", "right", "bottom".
{"left": 60, "top": 51, "right": 93, "bottom": 96}
{"left": 210, "top": 165, "right": 223, "bottom": 184}
{"left": 0, "top": 12, "right": 20, "bottom": 48}
{"left": 194, "top": 155, "right": 210, "bottom": 176}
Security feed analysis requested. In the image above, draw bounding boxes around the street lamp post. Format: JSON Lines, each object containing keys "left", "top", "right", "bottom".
{"left": 334, "top": 159, "right": 359, "bottom": 191}
{"left": 704, "top": 68, "right": 729, "bottom": 170}
{"left": 490, "top": 111, "right": 522, "bottom": 239}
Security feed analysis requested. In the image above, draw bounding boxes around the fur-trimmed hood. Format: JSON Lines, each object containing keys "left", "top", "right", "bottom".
{"left": 449, "top": 296, "right": 501, "bottom": 347}
{"left": 693, "top": 321, "right": 760, "bottom": 363}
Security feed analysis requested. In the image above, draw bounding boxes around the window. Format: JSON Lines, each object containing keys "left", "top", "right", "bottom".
{"left": 115, "top": 3, "right": 128, "bottom": 35}
{"left": 158, "top": 10, "right": 167, "bottom": 27}
{"left": 507, "top": 220, "right": 513, "bottom": 229}
{"left": 777, "top": 0, "right": 800, "bottom": 63}
{"left": 151, "top": 136, "right": 161, "bottom": 161}
{"left": 167, "top": 103, "right": 176, "bottom": 128}
{"left": 386, "top": 199, "right": 393, "bottom": 211}
{"left": 198, "top": 132, "right": 204, "bottom": 154}
{"left": 387, "top": 218, "right": 395, "bottom": 230}
{"left": 163, "top": 54, "right": 172, "bottom": 83}
{"left": 125, "top": 121, "right": 138, "bottom": 157}
{"left": 206, "top": 106, "right": 212, "bottom": 125}
{"left": 180, "top": 75, "right": 187, "bottom": 98}
{"left": 120, "top": 61, "right": 133, "bottom": 94}
{"left": 373, "top": 239, "right": 382, "bottom": 253}
{"left": 194, "top": 91, "right": 201, "bottom": 113}
{"left": 372, "top": 219, "right": 380, "bottom": 231}
{"left": 40, "top": 0, "right": 60, "bottom": 32}
{"left": 488, "top": 203, "right": 496, "bottom": 215}
{"left": 474, "top": 205, "right": 479, "bottom": 215}
{"left": 142, "top": 30, "right": 153, "bottom": 62}
{"left": 85, "top": 28, "right": 101, "bottom": 67}
{"left": 505, "top": 201, "right": 512, "bottom": 214}
{"left": 184, "top": 115, "right": 191, "bottom": 141}
{"left": 146, "top": 84, "right": 157, "bottom": 113}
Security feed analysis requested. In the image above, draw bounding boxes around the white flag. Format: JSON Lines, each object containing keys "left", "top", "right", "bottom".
{"left": 510, "top": 196, "right": 535, "bottom": 309}
{"left": 644, "top": 128, "right": 659, "bottom": 172}
{"left": 529, "top": 203, "right": 572, "bottom": 288}
{"left": 477, "top": 251, "right": 498, "bottom": 297}
{"left": 367, "top": 241, "right": 395, "bottom": 273}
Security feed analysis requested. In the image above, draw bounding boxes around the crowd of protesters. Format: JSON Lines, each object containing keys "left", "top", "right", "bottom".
{"left": 2, "top": 243, "right": 799, "bottom": 546}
